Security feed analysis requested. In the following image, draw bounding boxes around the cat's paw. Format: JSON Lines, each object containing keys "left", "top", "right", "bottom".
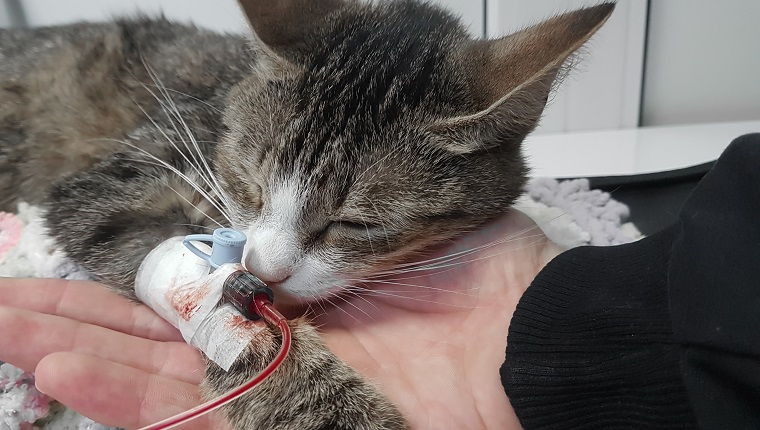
{"left": 202, "top": 317, "right": 408, "bottom": 430}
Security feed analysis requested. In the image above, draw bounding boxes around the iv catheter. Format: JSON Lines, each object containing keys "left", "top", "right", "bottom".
{"left": 135, "top": 228, "right": 291, "bottom": 430}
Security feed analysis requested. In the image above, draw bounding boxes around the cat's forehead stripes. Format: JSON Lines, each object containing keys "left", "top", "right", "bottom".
{"left": 277, "top": 3, "right": 467, "bottom": 174}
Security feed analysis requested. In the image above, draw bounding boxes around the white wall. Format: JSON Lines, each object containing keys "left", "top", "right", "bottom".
{"left": 434, "top": 0, "right": 483, "bottom": 36}
{"left": 487, "top": 0, "right": 648, "bottom": 134}
{"left": 1, "top": 0, "right": 24, "bottom": 28}
{"left": 0, "top": 3, "right": 9, "bottom": 27}
{"left": 642, "top": 0, "right": 760, "bottom": 126}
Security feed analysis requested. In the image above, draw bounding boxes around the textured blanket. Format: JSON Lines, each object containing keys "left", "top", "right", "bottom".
{"left": 0, "top": 178, "right": 641, "bottom": 430}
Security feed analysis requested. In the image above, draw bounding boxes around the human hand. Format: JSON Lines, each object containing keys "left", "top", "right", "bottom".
{"left": 313, "top": 210, "right": 562, "bottom": 429}
{"left": 0, "top": 277, "right": 227, "bottom": 429}
{"left": 0, "top": 210, "right": 561, "bottom": 429}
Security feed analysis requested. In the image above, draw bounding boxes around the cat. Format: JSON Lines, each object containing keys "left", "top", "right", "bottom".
{"left": 0, "top": 0, "right": 614, "bottom": 428}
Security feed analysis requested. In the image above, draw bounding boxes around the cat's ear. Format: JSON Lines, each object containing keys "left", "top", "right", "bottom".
{"left": 427, "top": 3, "right": 615, "bottom": 154}
{"left": 237, "top": 0, "right": 346, "bottom": 58}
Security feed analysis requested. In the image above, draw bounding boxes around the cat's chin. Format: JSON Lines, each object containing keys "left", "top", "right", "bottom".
{"left": 266, "top": 278, "right": 351, "bottom": 316}
{"left": 268, "top": 286, "right": 335, "bottom": 319}
{"left": 268, "top": 281, "right": 331, "bottom": 306}
{"left": 269, "top": 286, "right": 308, "bottom": 306}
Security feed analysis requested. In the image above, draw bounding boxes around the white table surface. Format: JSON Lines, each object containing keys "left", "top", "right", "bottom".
{"left": 524, "top": 120, "right": 760, "bottom": 178}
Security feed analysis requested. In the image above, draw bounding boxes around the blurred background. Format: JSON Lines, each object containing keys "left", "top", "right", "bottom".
{"left": 2, "top": 0, "right": 758, "bottom": 134}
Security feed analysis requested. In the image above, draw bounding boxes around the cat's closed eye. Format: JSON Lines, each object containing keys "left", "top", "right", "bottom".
{"left": 315, "top": 220, "right": 384, "bottom": 241}
{"left": 332, "top": 220, "right": 380, "bottom": 232}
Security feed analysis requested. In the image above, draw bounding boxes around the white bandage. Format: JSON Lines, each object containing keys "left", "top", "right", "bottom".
{"left": 135, "top": 237, "right": 264, "bottom": 371}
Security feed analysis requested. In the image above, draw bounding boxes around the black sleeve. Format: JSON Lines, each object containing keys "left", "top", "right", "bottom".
{"left": 501, "top": 133, "right": 760, "bottom": 429}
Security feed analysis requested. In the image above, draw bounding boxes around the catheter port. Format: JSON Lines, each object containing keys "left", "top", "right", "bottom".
{"left": 223, "top": 270, "right": 275, "bottom": 321}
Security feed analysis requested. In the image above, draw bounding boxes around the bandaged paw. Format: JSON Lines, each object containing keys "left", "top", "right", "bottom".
{"left": 135, "top": 237, "right": 265, "bottom": 371}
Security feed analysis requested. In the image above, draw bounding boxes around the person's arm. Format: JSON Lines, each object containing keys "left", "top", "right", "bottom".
{"left": 502, "top": 133, "right": 760, "bottom": 429}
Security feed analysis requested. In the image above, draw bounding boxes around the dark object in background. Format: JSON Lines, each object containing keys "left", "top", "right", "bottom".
{"left": 570, "top": 161, "right": 715, "bottom": 236}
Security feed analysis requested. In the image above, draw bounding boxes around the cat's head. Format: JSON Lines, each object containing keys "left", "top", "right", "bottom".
{"left": 216, "top": 0, "right": 614, "bottom": 304}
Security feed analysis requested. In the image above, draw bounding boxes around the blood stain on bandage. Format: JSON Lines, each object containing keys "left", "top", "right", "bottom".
{"left": 226, "top": 314, "right": 259, "bottom": 331}
{"left": 225, "top": 314, "right": 267, "bottom": 341}
{"left": 166, "top": 282, "right": 211, "bottom": 321}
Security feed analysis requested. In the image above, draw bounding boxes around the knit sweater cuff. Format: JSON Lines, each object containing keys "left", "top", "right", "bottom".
{"left": 501, "top": 225, "right": 696, "bottom": 428}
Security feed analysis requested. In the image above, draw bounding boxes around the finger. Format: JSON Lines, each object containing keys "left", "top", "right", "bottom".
{"left": 35, "top": 352, "right": 227, "bottom": 430}
{"left": 0, "top": 306, "right": 205, "bottom": 385}
{"left": 0, "top": 278, "right": 182, "bottom": 342}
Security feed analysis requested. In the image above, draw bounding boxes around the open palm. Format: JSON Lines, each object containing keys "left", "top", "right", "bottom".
{"left": 0, "top": 210, "right": 560, "bottom": 429}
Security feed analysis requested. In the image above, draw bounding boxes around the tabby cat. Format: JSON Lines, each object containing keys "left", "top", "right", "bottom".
{"left": 0, "top": 0, "right": 614, "bottom": 428}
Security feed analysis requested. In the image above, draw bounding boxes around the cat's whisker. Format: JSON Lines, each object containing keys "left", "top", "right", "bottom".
{"left": 388, "top": 236, "right": 548, "bottom": 276}
{"left": 123, "top": 87, "right": 218, "bottom": 196}
{"left": 138, "top": 82, "right": 223, "bottom": 114}
{"left": 346, "top": 278, "right": 476, "bottom": 297}
{"left": 353, "top": 230, "right": 548, "bottom": 288}
{"left": 372, "top": 239, "right": 516, "bottom": 275}
{"left": 358, "top": 266, "right": 463, "bottom": 281}
{"left": 137, "top": 66, "right": 228, "bottom": 204}
{"left": 346, "top": 286, "right": 481, "bottom": 309}
{"left": 368, "top": 199, "right": 391, "bottom": 252}
{"left": 304, "top": 301, "right": 315, "bottom": 316}
{"left": 92, "top": 137, "right": 234, "bottom": 224}
{"left": 116, "top": 153, "right": 231, "bottom": 227}
{"left": 378, "top": 217, "right": 556, "bottom": 272}
{"left": 146, "top": 68, "right": 238, "bottom": 221}
{"left": 151, "top": 101, "right": 239, "bottom": 224}
{"left": 172, "top": 223, "right": 216, "bottom": 231}
{"left": 135, "top": 161, "right": 226, "bottom": 229}
{"left": 127, "top": 68, "right": 219, "bottom": 197}
{"left": 365, "top": 289, "right": 441, "bottom": 299}
{"left": 165, "top": 184, "right": 226, "bottom": 229}
{"left": 381, "top": 244, "right": 545, "bottom": 277}
{"left": 329, "top": 290, "right": 374, "bottom": 322}
{"left": 122, "top": 80, "right": 220, "bottom": 142}
{"left": 323, "top": 295, "right": 365, "bottom": 326}
{"left": 305, "top": 302, "right": 328, "bottom": 321}
{"left": 350, "top": 287, "right": 446, "bottom": 304}
{"left": 312, "top": 291, "right": 331, "bottom": 318}
{"left": 361, "top": 289, "right": 441, "bottom": 298}
{"left": 347, "top": 201, "right": 376, "bottom": 257}
{"left": 137, "top": 57, "right": 239, "bottom": 223}
{"left": 140, "top": 91, "right": 213, "bottom": 186}
{"left": 339, "top": 287, "right": 380, "bottom": 313}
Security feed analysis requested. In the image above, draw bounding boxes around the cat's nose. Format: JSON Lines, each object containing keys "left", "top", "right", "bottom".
{"left": 244, "top": 252, "right": 294, "bottom": 284}
{"left": 244, "top": 227, "right": 297, "bottom": 285}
